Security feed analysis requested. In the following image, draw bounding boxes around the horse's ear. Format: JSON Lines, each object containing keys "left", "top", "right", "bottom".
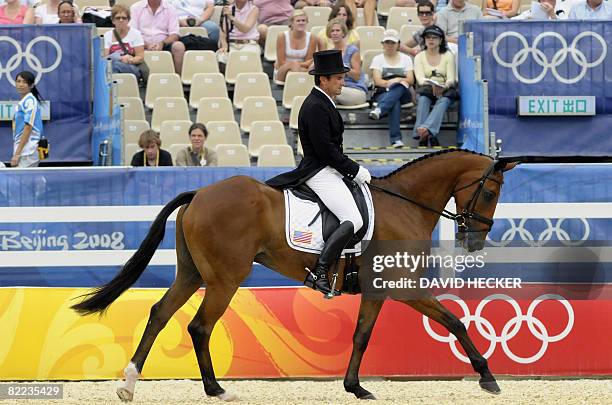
{"left": 494, "top": 160, "right": 520, "bottom": 172}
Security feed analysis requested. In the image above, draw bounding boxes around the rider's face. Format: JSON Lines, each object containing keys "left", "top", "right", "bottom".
{"left": 320, "top": 73, "right": 345, "bottom": 98}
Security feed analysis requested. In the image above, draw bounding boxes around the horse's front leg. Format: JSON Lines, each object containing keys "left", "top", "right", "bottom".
{"left": 344, "top": 297, "right": 384, "bottom": 400}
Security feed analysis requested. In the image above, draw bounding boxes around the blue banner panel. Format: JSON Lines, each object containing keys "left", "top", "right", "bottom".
{"left": 0, "top": 166, "right": 611, "bottom": 287}
{"left": 0, "top": 25, "right": 93, "bottom": 163}
{"left": 458, "top": 33, "right": 486, "bottom": 153}
{"left": 463, "top": 20, "right": 612, "bottom": 157}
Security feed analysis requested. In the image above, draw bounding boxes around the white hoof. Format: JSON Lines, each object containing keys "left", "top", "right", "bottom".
{"left": 217, "top": 391, "right": 238, "bottom": 401}
{"left": 117, "top": 387, "right": 133, "bottom": 402}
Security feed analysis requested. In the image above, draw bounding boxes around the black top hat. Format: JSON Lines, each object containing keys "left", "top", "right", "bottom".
{"left": 308, "top": 50, "right": 350, "bottom": 76}
{"left": 421, "top": 25, "right": 445, "bottom": 39}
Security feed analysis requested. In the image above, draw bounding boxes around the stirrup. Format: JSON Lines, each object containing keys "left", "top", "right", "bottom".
{"left": 304, "top": 267, "right": 341, "bottom": 298}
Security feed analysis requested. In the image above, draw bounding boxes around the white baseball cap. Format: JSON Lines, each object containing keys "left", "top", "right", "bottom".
{"left": 381, "top": 29, "right": 400, "bottom": 43}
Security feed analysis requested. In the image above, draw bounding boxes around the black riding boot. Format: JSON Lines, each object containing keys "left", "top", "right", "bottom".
{"left": 304, "top": 221, "right": 355, "bottom": 295}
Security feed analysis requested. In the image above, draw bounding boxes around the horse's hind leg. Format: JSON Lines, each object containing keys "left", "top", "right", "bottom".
{"left": 343, "top": 297, "right": 384, "bottom": 400}
{"left": 117, "top": 208, "right": 203, "bottom": 402}
{"left": 401, "top": 296, "right": 501, "bottom": 395}
{"left": 188, "top": 283, "right": 239, "bottom": 401}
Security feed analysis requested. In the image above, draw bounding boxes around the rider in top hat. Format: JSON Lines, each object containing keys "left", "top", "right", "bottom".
{"left": 267, "top": 49, "right": 371, "bottom": 296}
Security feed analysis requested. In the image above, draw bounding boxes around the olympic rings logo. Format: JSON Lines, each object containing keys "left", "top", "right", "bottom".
{"left": 0, "top": 36, "right": 62, "bottom": 85}
{"left": 486, "top": 218, "right": 590, "bottom": 247}
{"left": 491, "top": 31, "right": 607, "bottom": 85}
{"left": 423, "top": 294, "right": 574, "bottom": 364}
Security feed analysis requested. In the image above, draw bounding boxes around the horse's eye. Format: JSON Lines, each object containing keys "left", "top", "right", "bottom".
{"left": 483, "top": 189, "right": 496, "bottom": 201}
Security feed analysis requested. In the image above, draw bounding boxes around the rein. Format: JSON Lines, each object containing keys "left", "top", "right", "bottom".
{"left": 368, "top": 161, "right": 502, "bottom": 233}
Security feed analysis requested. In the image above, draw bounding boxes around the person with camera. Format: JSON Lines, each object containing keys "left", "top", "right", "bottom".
{"left": 11, "top": 71, "right": 43, "bottom": 168}
{"left": 104, "top": 4, "right": 146, "bottom": 80}
{"left": 169, "top": 0, "right": 220, "bottom": 44}
{"left": 217, "top": 0, "right": 260, "bottom": 59}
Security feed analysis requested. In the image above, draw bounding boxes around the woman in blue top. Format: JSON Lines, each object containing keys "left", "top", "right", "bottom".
{"left": 11, "top": 71, "right": 43, "bottom": 168}
{"left": 325, "top": 18, "right": 367, "bottom": 106}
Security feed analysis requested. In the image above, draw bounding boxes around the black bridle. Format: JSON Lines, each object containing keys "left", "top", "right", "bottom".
{"left": 368, "top": 161, "right": 502, "bottom": 234}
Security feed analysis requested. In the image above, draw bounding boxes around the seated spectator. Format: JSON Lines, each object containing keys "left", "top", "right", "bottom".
{"left": 317, "top": 2, "right": 359, "bottom": 50}
{"left": 568, "top": 0, "right": 612, "bottom": 19}
{"left": 35, "top": 0, "right": 80, "bottom": 24}
{"left": 368, "top": 29, "right": 414, "bottom": 148}
{"left": 131, "top": 130, "right": 173, "bottom": 166}
{"left": 436, "top": 0, "right": 482, "bottom": 44}
{"left": 0, "top": 0, "right": 34, "bottom": 24}
{"left": 254, "top": 0, "right": 293, "bottom": 46}
{"left": 57, "top": 1, "right": 79, "bottom": 23}
{"left": 275, "top": 9, "right": 316, "bottom": 82}
{"left": 175, "top": 123, "right": 218, "bottom": 166}
{"left": 400, "top": 0, "right": 436, "bottom": 57}
{"left": 413, "top": 25, "right": 456, "bottom": 147}
{"left": 218, "top": 0, "right": 260, "bottom": 58}
{"left": 104, "top": 4, "right": 146, "bottom": 81}
{"left": 131, "top": 0, "right": 185, "bottom": 73}
{"left": 326, "top": 18, "right": 367, "bottom": 106}
{"left": 482, "top": 0, "right": 520, "bottom": 18}
{"left": 513, "top": 0, "right": 558, "bottom": 19}
{"left": 168, "top": 0, "right": 220, "bottom": 44}
{"left": 343, "top": 0, "right": 376, "bottom": 27}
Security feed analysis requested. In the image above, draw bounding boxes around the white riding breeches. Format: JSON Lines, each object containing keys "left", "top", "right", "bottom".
{"left": 305, "top": 166, "right": 363, "bottom": 232}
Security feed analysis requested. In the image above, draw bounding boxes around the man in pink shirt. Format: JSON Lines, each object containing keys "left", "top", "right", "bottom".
{"left": 253, "top": 0, "right": 293, "bottom": 46}
{"left": 131, "top": 0, "right": 185, "bottom": 73}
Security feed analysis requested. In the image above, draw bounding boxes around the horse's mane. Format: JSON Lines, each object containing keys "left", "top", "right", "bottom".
{"left": 374, "top": 149, "right": 492, "bottom": 180}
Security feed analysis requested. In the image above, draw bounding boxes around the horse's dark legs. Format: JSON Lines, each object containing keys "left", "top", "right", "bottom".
{"left": 188, "top": 284, "right": 239, "bottom": 401}
{"left": 401, "top": 297, "right": 501, "bottom": 394}
{"left": 344, "top": 298, "right": 385, "bottom": 400}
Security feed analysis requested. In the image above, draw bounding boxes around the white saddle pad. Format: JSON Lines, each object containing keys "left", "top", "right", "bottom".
{"left": 283, "top": 183, "right": 375, "bottom": 256}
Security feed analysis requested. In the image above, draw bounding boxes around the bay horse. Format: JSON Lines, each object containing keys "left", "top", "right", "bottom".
{"left": 72, "top": 149, "right": 516, "bottom": 402}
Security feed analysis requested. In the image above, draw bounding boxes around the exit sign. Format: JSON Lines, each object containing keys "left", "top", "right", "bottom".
{"left": 517, "top": 96, "right": 595, "bottom": 116}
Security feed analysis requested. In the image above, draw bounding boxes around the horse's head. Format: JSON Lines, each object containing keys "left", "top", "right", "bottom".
{"left": 453, "top": 159, "right": 518, "bottom": 252}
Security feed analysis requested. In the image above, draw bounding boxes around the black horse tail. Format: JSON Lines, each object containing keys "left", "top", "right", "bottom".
{"left": 71, "top": 191, "right": 197, "bottom": 316}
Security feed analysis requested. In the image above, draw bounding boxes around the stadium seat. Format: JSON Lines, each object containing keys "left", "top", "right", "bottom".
{"left": 289, "top": 95, "right": 306, "bottom": 130}
{"left": 377, "top": 0, "right": 396, "bottom": 16}
{"left": 118, "top": 96, "right": 145, "bottom": 121}
{"left": 303, "top": 6, "right": 331, "bottom": 30}
{"left": 355, "top": 7, "right": 379, "bottom": 27}
{"left": 151, "top": 97, "right": 190, "bottom": 132}
{"left": 79, "top": 0, "right": 109, "bottom": 8}
{"left": 144, "top": 73, "right": 184, "bottom": 109}
{"left": 233, "top": 73, "right": 273, "bottom": 109}
{"left": 125, "top": 143, "right": 140, "bottom": 165}
{"left": 225, "top": 51, "right": 263, "bottom": 84}
{"left": 336, "top": 101, "right": 369, "bottom": 110}
{"left": 205, "top": 121, "right": 242, "bottom": 151}
{"left": 179, "top": 27, "right": 208, "bottom": 38}
{"left": 386, "top": 7, "right": 419, "bottom": 31}
{"left": 144, "top": 51, "right": 175, "bottom": 74}
{"left": 123, "top": 120, "right": 150, "bottom": 145}
{"left": 257, "top": 144, "right": 296, "bottom": 167}
{"left": 97, "top": 27, "right": 112, "bottom": 37}
{"left": 216, "top": 144, "right": 251, "bottom": 167}
{"left": 168, "top": 143, "right": 190, "bottom": 162}
{"left": 297, "top": 136, "right": 303, "bottom": 156}
{"left": 196, "top": 97, "right": 235, "bottom": 125}
{"left": 181, "top": 50, "right": 219, "bottom": 85}
{"left": 356, "top": 26, "right": 384, "bottom": 58}
{"left": 264, "top": 25, "right": 289, "bottom": 62}
{"left": 117, "top": 0, "right": 140, "bottom": 7}
{"left": 160, "top": 120, "right": 193, "bottom": 146}
{"left": 399, "top": 24, "right": 423, "bottom": 45}
{"left": 112, "top": 73, "right": 140, "bottom": 98}
{"left": 310, "top": 25, "right": 325, "bottom": 37}
{"left": 361, "top": 49, "right": 383, "bottom": 83}
{"left": 467, "top": 0, "right": 485, "bottom": 7}
{"left": 282, "top": 72, "right": 314, "bottom": 109}
{"left": 189, "top": 73, "right": 228, "bottom": 109}
{"left": 247, "top": 120, "right": 288, "bottom": 157}
{"left": 240, "top": 96, "right": 279, "bottom": 132}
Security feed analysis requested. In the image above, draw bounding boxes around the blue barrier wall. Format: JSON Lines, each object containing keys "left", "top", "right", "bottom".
{"left": 462, "top": 20, "right": 612, "bottom": 157}
{"left": 0, "top": 165, "right": 610, "bottom": 288}
{"left": 0, "top": 25, "right": 94, "bottom": 163}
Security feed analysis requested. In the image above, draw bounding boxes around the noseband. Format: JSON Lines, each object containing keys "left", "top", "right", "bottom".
{"left": 368, "top": 161, "right": 501, "bottom": 234}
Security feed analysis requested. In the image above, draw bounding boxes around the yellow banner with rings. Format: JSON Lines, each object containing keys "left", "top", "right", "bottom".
{"left": 0, "top": 287, "right": 362, "bottom": 380}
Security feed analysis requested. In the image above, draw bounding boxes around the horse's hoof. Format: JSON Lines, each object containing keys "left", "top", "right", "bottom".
{"left": 479, "top": 378, "right": 501, "bottom": 395}
{"left": 216, "top": 391, "right": 238, "bottom": 401}
{"left": 116, "top": 387, "right": 134, "bottom": 402}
